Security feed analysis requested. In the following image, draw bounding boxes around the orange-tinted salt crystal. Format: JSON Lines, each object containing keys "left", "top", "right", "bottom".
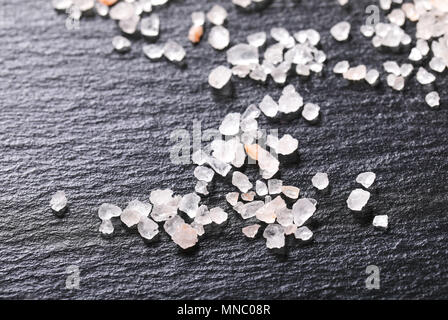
{"left": 244, "top": 144, "right": 260, "bottom": 161}
{"left": 99, "top": 0, "right": 118, "bottom": 6}
{"left": 188, "top": 25, "right": 204, "bottom": 44}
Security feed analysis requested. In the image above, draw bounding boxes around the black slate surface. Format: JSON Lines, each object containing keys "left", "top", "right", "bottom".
{"left": 0, "top": 0, "right": 447, "bottom": 299}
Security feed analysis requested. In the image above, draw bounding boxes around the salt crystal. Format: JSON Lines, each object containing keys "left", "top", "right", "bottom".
{"left": 188, "top": 25, "right": 204, "bottom": 44}
{"left": 276, "top": 207, "right": 293, "bottom": 227}
{"left": 95, "top": 1, "right": 109, "bottom": 16}
{"left": 247, "top": 32, "right": 266, "bottom": 47}
{"left": 150, "top": 195, "right": 180, "bottom": 222}
{"left": 150, "top": 189, "right": 174, "bottom": 206}
{"left": 294, "top": 226, "right": 313, "bottom": 241}
{"left": 99, "top": 219, "right": 114, "bottom": 235}
{"left": 259, "top": 95, "right": 278, "bottom": 118}
{"left": 379, "top": 0, "right": 391, "bottom": 10}
{"left": 383, "top": 61, "right": 401, "bottom": 76}
{"left": 312, "top": 172, "right": 329, "bottom": 190}
{"left": 232, "top": 65, "right": 251, "bottom": 78}
{"left": 192, "top": 149, "right": 208, "bottom": 165}
{"left": 409, "top": 48, "right": 422, "bottom": 61}
{"left": 277, "top": 134, "right": 298, "bottom": 155}
{"left": 245, "top": 144, "right": 280, "bottom": 179}
{"left": 388, "top": 8, "right": 405, "bottom": 26}
{"left": 296, "top": 64, "right": 310, "bottom": 76}
{"left": 356, "top": 172, "right": 376, "bottom": 188}
{"left": 268, "top": 179, "right": 282, "bottom": 195}
{"left": 163, "top": 40, "right": 186, "bottom": 62}
{"left": 365, "top": 69, "right": 380, "bottom": 86}
{"left": 178, "top": 193, "right": 201, "bottom": 218}
{"left": 227, "top": 44, "right": 259, "bottom": 66}
{"left": 425, "top": 91, "right": 440, "bottom": 108}
{"left": 207, "top": 4, "right": 227, "bottom": 25}
{"left": 242, "top": 104, "right": 261, "bottom": 120}
{"left": 284, "top": 224, "right": 297, "bottom": 235}
{"left": 256, "top": 180, "right": 268, "bottom": 196}
{"left": 219, "top": 113, "right": 240, "bottom": 136}
{"left": 302, "top": 103, "right": 320, "bottom": 122}
{"left": 109, "top": 1, "right": 134, "bottom": 20}
{"left": 429, "top": 57, "right": 446, "bottom": 73}
{"left": 208, "top": 26, "right": 230, "bottom": 50}
{"left": 343, "top": 65, "right": 367, "bottom": 81}
{"left": 271, "top": 27, "right": 292, "bottom": 47}
{"left": 232, "top": 171, "right": 253, "bottom": 193}
{"left": 112, "top": 36, "right": 131, "bottom": 53}
{"left": 121, "top": 199, "right": 152, "bottom": 228}
{"left": 306, "top": 29, "right": 321, "bottom": 45}
{"left": 240, "top": 201, "right": 264, "bottom": 219}
{"left": 264, "top": 43, "right": 284, "bottom": 65}
{"left": 140, "top": 0, "right": 152, "bottom": 13}
{"left": 194, "top": 165, "right": 214, "bottom": 182}
{"left": 50, "top": 191, "right": 67, "bottom": 212}
{"left": 241, "top": 191, "right": 255, "bottom": 202}
{"left": 372, "top": 215, "right": 388, "bottom": 229}
{"left": 195, "top": 181, "right": 209, "bottom": 195}
{"left": 52, "top": 0, "right": 73, "bottom": 11}
{"left": 194, "top": 205, "right": 212, "bottom": 225}
{"left": 263, "top": 224, "right": 285, "bottom": 249}
{"left": 330, "top": 21, "right": 351, "bottom": 42}
{"left": 143, "top": 44, "right": 164, "bottom": 60}
{"left": 292, "top": 198, "right": 316, "bottom": 226}
{"left": 98, "top": 203, "right": 122, "bottom": 220}
{"left": 360, "top": 25, "right": 375, "bottom": 38}
{"left": 249, "top": 65, "right": 267, "bottom": 82}
{"left": 209, "top": 207, "right": 228, "bottom": 224}
{"left": 152, "top": 0, "right": 168, "bottom": 6}
{"left": 337, "top": 0, "right": 349, "bottom": 6}
{"left": 333, "top": 61, "right": 350, "bottom": 74}
{"left": 400, "top": 64, "right": 413, "bottom": 78}
{"left": 416, "top": 39, "right": 429, "bottom": 56}
{"left": 137, "top": 216, "right": 159, "bottom": 240}
{"left": 208, "top": 65, "right": 232, "bottom": 90}
{"left": 416, "top": 67, "right": 435, "bottom": 85}
{"left": 164, "top": 215, "right": 185, "bottom": 237}
{"left": 233, "top": 0, "right": 251, "bottom": 8}
{"left": 191, "top": 221, "right": 205, "bottom": 236}
{"left": 278, "top": 85, "right": 303, "bottom": 114}
{"left": 206, "top": 156, "right": 232, "bottom": 177}
{"left": 256, "top": 196, "right": 286, "bottom": 224}
{"left": 281, "top": 186, "right": 300, "bottom": 199}
{"left": 226, "top": 192, "right": 239, "bottom": 206}
{"left": 242, "top": 224, "right": 261, "bottom": 238}
{"left": 119, "top": 14, "right": 140, "bottom": 35}
{"left": 191, "top": 11, "right": 205, "bottom": 26}
{"left": 347, "top": 188, "right": 371, "bottom": 211}
{"left": 171, "top": 223, "right": 198, "bottom": 249}
{"left": 232, "top": 142, "right": 247, "bottom": 168}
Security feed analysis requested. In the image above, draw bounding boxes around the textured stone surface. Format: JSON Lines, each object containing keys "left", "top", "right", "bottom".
{"left": 0, "top": 0, "right": 447, "bottom": 299}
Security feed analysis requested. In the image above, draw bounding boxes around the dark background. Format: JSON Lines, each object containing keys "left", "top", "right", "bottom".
{"left": 0, "top": 0, "right": 447, "bottom": 299}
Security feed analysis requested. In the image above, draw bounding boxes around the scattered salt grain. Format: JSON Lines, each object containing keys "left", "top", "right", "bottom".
{"left": 50, "top": 191, "right": 68, "bottom": 213}
{"left": 98, "top": 203, "right": 122, "bottom": 220}
{"left": 263, "top": 224, "right": 285, "bottom": 249}
{"left": 347, "top": 189, "right": 371, "bottom": 211}
{"left": 302, "top": 103, "right": 320, "bottom": 122}
{"left": 137, "top": 216, "right": 159, "bottom": 240}
{"left": 330, "top": 21, "right": 351, "bottom": 42}
{"left": 242, "top": 224, "right": 261, "bottom": 238}
{"left": 356, "top": 172, "right": 376, "bottom": 188}
{"left": 163, "top": 40, "right": 186, "bottom": 62}
{"left": 208, "top": 65, "right": 232, "bottom": 89}
{"left": 294, "top": 226, "right": 313, "bottom": 241}
{"left": 232, "top": 171, "right": 253, "bottom": 193}
{"left": 425, "top": 91, "right": 440, "bottom": 108}
{"left": 112, "top": 36, "right": 131, "bottom": 53}
{"left": 372, "top": 215, "right": 388, "bottom": 230}
{"left": 207, "top": 4, "right": 227, "bottom": 25}
{"left": 178, "top": 193, "right": 201, "bottom": 218}
{"left": 208, "top": 26, "right": 230, "bottom": 50}
{"left": 99, "top": 219, "right": 114, "bottom": 235}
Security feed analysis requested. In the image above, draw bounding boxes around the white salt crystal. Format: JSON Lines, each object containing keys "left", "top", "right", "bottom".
{"left": 425, "top": 91, "right": 440, "bottom": 108}
{"left": 143, "top": 44, "right": 164, "bottom": 60}
{"left": 264, "top": 43, "right": 284, "bottom": 65}
{"left": 50, "top": 191, "right": 67, "bottom": 212}
{"left": 98, "top": 203, "right": 122, "bottom": 220}
{"left": 150, "top": 189, "right": 174, "bottom": 206}
{"left": 247, "top": 32, "right": 266, "bottom": 47}
{"left": 333, "top": 61, "right": 349, "bottom": 74}
{"left": 242, "top": 224, "right": 261, "bottom": 238}
{"left": 343, "top": 65, "right": 367, "bottom": 81}
{"left": 245, "top": 144, "right": 280, "bottom": 179}
{"left": 276, "top": 207, "right": 293, "bottom": 227}
{"left": 240, "top": 201, "right": 264, "bottom": 219}
{"left": 232, "top": 171, "right": 253, "bottom": 193}
{"left": 294, "top": 226, "right": 313, "bottom": 241}
{"left": 194, "top": 205, "right": 212, "bottom": 225}
{"left": 416, "top": 39, "right": 429, "bottom": 56}
{"left": 163, "top": 40, "right": 186, "bottom": 62}
{"left": 356, "top": 172, "right": 376, "bottom": 188}
{"left": 164, "top": 215, "right": 185, "bottom": 237}
{"left": 256, "top": 180, "right": 268, "bottom": 196}
{"left": 388, "top": 8, "right": 405, "bottom": 26}
{"left": 312, "top": 172, "right": 329, "bottom": 190}
{"left": 259, "top": 95, "right": 279, "bottom": 118}
{"left": 232, "top": 65, "right": 251, "bottom": 78}
{"left": 137, "top": 216, "right": 159, "bottom": 240}
{"left": 207, "top": 4, "right": 227, "bottom": 25}
{"left": 302, "top": 103, "right": 320, "bottom": 122}
{"left": 365, "top": 69, "right": 380, "bottom": 86}
{"left": 256, "top": 196, "right": 286, "bottom": 224}
{"left": 278, "top": 85, "right": 303, "bottom": 114}
{"left": 241, "top": 191, "right": 255, "bottom": 202}
{"left": 281, "top": 186, "right": 300, "bottom": 199}
{"left": 52, "top": 0, "right": 73, "bottom": 11}
{"left": 178, "top": 193, "right": 201, "bottom": 218}
{"left": 121, "top": 200, "right": 152, "bottom": 228}
{"left": 150, "top": 195, "right": 179, "bottom": 222}
{"left": 292, "top": 198, "right": 316, "bottom": 226}
{"left": 379, "top": 0, "right": 391, "bottom": 10}
{"left": 227, "top": 44, "right": 259, "bottom": 66}
{"left": 209, "top": 207, "right": 228, "bottom": 224}
{"left": 208, "top": 26, "right": 230, "bottom": 50}
{"left": 194, "top": 166, "right": 214, "bottom": 182}
{"left": 416, "top": 67, "right": 435, "bottom": 85}
{"left": 109, "top": 2, "right": 134, "bottom": 20}
{"left": 330, "top": 21, "right": 351, "bottom": 41}
{"left": 409, "top": 48, "right": 422, "bottom": 61}
{"left": 347, "top": 188, "right": 371, "bottom": 211}
{"left": 263, "top": 224, "right": 285, "bottom": 249}
{"left": 208, "top": 65, "right": 232, "bottom": 90}
{"left": 242, "top": 104, "right": 261, "bottom": 120}
{"left": 268, "top": 179, "right": 283, "bottom": 195}
{"left": 296, "top": 64, "right": 310, "bottom": 76}
{"left": 171, "top": 223, "right": 198, "bottom": 249}
{"left": 249, "top": 65, "right": 267, "bottom": 82}
{"left": 195, "top": 181, "right": 209, "bottom": 195}
{"left": 429, "top": 57, "right": 446, "bottom": 73}
{"left": 219, "top": 113, "right": 240, "bottom": 136}
{"left": 99, "top": 219, "right": 114, "bottom": 235}
{"left": 233, "top": 0, "right": 251, "bottom": 8}
{"left": 119, "top": 14, "right": 140, "bottom": 35}
{"left": 206, "top": 156, "right": 232, "bottom": 177}
{"left": 372, "top": 215, "right": 388, "bottom": 230}
{"left": 141, "top": 14, "right": 159, "bottom": 37}
{"left": 360, "top": 25, "right": 375, "bottom": 38}
{"left": 112, "top": 36, "right": 131, "bottom": 53}
{"left": 226, "top": 192, "right": 239, "bottom": 206}
{"left": 277, "top": 134, "right": 298, "bottom": 155}
{"left": 400, "top": 64, "right": 413, "bottom": 78}
{"left": 383, "top": 61, "right": 401, "bottom": 76}
{"left": 191, "top": 11, "right": 205, "bottom": 26}
{"left": 337, "top": 0, "right": 349, "bottom": 6}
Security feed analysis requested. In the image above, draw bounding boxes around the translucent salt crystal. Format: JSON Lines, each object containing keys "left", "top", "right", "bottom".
{"left": 98, "top": 203, "right": 122, "bottom": 220}
{"left": 163, "top": 40, "right": 186, "bottom": 62}
{"left": 309, "top": 62, "right": 323, "bottom": 73}
{"left": 137, "top": 216, "right": 159, "bottom": 240}
{"left": 112, "top": 36, "right": 131, "bottom": 53}
{"left": 140, "top": 0, "right": 152, "bottom": 13}
{"left": 226, "top": 192, "right": 239, "bottom": 206}
{"left": 209, "top": 207, "right": 228, "bottom": 224}
{"left": 212, "top": 138, "right": 241, "bottom": 162}
{"left": 402, "top": 3, "right": 418, "bottom": 21}
{"left": 284, "top": 224, "right": 298, "bottom": 235}
{"left": 256, "top": 180, "right": 268, "bottom": 196}
{"left": 206, "top": 156, "right": 232, "bottom": 177}
{"left": 241, "top": 191, "right": 255, "bottom": 202}
{"left": 95, "top": 1, "right": 109, "bottom": 16}
{"left": 99, "top": 217, "right": 114, "bottom": 235}
{"left": 296, "top": 64, "right": 310, "bottom": 76}
{"left": 191, "top": 11, "right": 205, "bottom": 26}
{"left": 278, "top": 85, "right": 303, "bottom": 114}
{"left": 194, "top": 205, "right": 212, "bottom": 225}
{"left": 256, "top": 196, "right": 286, "bottom": 223}
{"left": 292, "top": 198, "right": 316, "bottom": 226}
{"left": 207, "top": 4, "right": 227, "bottom": 25}
{"left": 171, "top": 223, "right": 198, "bottom": 249}
{"left": 302, "top": 103, "right": 320, "bottom": 122}
{"left": 276, "top": 207, "right": 293, "bottom": 227}
{"left": 264, "top": 43, "right": 284, "bottom": 65}
{"left": 267, "top": 179, "right": 282, "bottom": 195}
{"left": 271, "top": 62, "right": 291, "bottom": 84}
{"left": 240, "top": 201, "right": 264, "bottom": 219}
{"left": 271, "top": 27, "right": 293, "bottom": 47}
{"left": 365, "top": 69, "right": 380, "bottom": 86}
{"left": 249, "top": 65, "right": 267, "bottom": 82}
{"left": 232, "top": 171, "right": 253, "bottom": 193}
{"left": 333, "top": 61, "right": 349, "bottom": 74}
{"left": 306, "top": 29, "right": 321, "bottom": 45}
{"left": 192, "top": 149, "right": 208, "bottom": 165}
{"left": 400, "top": 64, "right": 413, "bottom": 78}
{"left": 263, "top": 224, "right": 285, "bottom": 249}
{"left": 195, "top": 181, "right": 209, "bottom": 195}
{"left": 356, "top": 172, "right": 376, "bottom": 188}
{"left": 245, "top": 144, "right": 280, "bottom": 179}
{"left": 191, "top": 221, "right": 205, "bottom": 236}
{"left": 409, "top": 48, "right": 422, "bottom": 61}
{"left": 232, "top": 65, "right": 251, "bottom": 78}
{"left": 429, "top": 57, "right": 446, "bottom": 73}
{"left": 109, "top": 1, "right": 134, "bottom": 20}
{"left": 372, "top": 215, "right": 388, "bottom": 230}
{"left": 330, "top": 21, "right": 351, "bottom": 41}
{"left": 242, "top": 224, "right": 261, "bottom": 238}
{"left": 50, "top": 191, "right": 67, "bottom": 212}
{"left": 343, "top": 65, "right": 367, "bottom": 81}
{"left": 208, "top": 65, "right": 232, "bottom": 90}
{"left": 219, "top": 113, "right": 240, "bottom": 136}
{"left": 247, "top": 32, "right": 266, "bottom": 47}
{"left": 294, "top": 226, "right": 313, "bottom": 241}
{"left": 119, "top": 14, "right": 140, "bottom": 35}
{"left": 383, "top": 61, "right": 401, "bottom": 76}
{"left": 208, "top": 26, "right": 230, "bottom": 50}
{"left": 233, "top": 0, "right": 251, "bottom": 8}
{"left": 360, "top": 25, "right": 375, "bottom": 38}
{"left": 386, "top": 74, "right": 404, "bottom": 91}
{"left": 232, "top": 142, "right": 247, "bottom": 168}
{"left": 164, "top": 215, "right": 185, "bottom": 237}
{"left": 281, "top": 186, "right": 300, "bottom": 199}
{"left": 416, "top": 67, "right": 435, "bottom": 85}
{"left": 143, "top": 44, "right": 164, "bottom": 60}
{"left": 312, "top": 172, "right": 329, "bottom": 190}
{"left": 242, "top": 104, "right": 261, "bottom": 120}
{"left": 379, "top": 0, "right": 391, "bottom": 10}
{"left": 416, "top": 39, "right": 429, "bottom": 56}
{"left": 347, "top": 188, "right": 371, "bottom": 211}
{"left": 277, "top": 134, "right": 298, "bottom": 155}
{"left": 52, "top": 0, "right": 73, "bottom": 11}
{"left": 150, "top": 196, "right": 180, "bottom": 222}
{"left": 227, "top": 44, "right": 259, "bottom": 66}
{"left": 194, "top": 165, "right": 214, "bottom": 182}
{"left": 121, "top": 200, "right": 152, "bottom": 228}
{"left": 259, "top": 95, "right": 278, "bottom": 118}
{"left": 179, "top": 193, "right": 201, "bottom": 218}
{"left": 425, "top": 92, "right": 440, "bottom": 108}
{"left": 150, "top": 189, "right": 173, "bottom": 206}
{"left": 388, "top": 8, "right": 405, "bottom": 26}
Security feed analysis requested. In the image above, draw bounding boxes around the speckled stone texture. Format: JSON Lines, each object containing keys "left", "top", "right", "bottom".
{"left": 0, "top": 0, "right": 447, "bottom": 299}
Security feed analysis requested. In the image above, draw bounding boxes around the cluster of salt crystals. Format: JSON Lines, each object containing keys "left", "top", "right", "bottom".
{"left": 333, "top": 61, "right": 380, "bottom": 85}
{"left": 52, "top": 0, "right": 186, "bottom": 63}
{"left": 382, "top": 61, "right": 414, "bottom": 91}
{"left": 358, "top": 0, "right": 447, "bottom": 107}
{"left": 207, "top": 27, "right": 326, "bottom": 88}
